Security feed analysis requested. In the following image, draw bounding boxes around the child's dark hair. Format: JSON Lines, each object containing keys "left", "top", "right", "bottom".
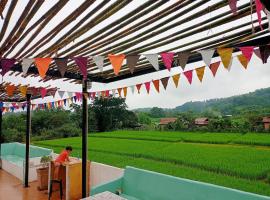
{"left": 66, "top": 146, "right": 73, "bottom": 151}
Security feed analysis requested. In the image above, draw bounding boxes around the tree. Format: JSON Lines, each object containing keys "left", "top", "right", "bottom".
{"left": 149, "top": 107, "right": 165, "bottom": 118}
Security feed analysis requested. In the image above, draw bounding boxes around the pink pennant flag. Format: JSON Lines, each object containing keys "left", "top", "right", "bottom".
{"left": 239, "top": 46, "right": 254, "bottom": 61}
{"left": 183, "top": 70, "right": 193, "bottom": 84}
{"left": 75, "top": 92, "right": 82, "bottom": 101}
{"left": 40, "top": 88, "right": 47, "bottom": 99}
{"left": 74, "top": 57, "right": 88, "bottom": 80}
{"left": 145, "top": 82, "right": 151, "bottom": 94}
{"left": 229, "top": 0, "right": 237, "bottom": 15}
{"left": 255, "top": 0, "right": 264, "bottom": 30}
{"left": 160, "top": 52, "right": 174, "bottom": 71}
{"left": 1, "top": 58, "right": 16, "bottom": 76}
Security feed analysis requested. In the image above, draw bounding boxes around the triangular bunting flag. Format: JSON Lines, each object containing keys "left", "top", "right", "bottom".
{"left": 160, "top": 52, "right": 174, "bottom": 71}
{"left": 74, "top": 57, "right": 88, "bottom": 80}
{"left": 92, "top": 55, "right": 104, "bottom": 72}
{"left": 19, "top": 86, "right": 27, "bottom": 97}
{"left": 161, "top": 77, "right": 170, "bottom": 90}
{"left": 209, "top": 61, "right": 220, "bottom": 77}
{"left": 237, "top": 54, "right": 249, "bottom": 69}
{"left": 55, "top": 58, "right": 68, "bottom": 77}
{"left": 58, "top": 91, "right": 65, "bottom": 99}
{"left": 1, "top": 58, "right": 16, "bottom": 76}
{"left": 40, "top": 88, "right": 47, "bottom": 99}
{"left": 123, "top": 87, "right": 127, "bottom": 97}
{"left": 117, "top": 88, "right": 122, "bottom": 97}
{"left": 112, "top": 89, "right": 116, "bottom": 97}
{"left": 136, "top": 84, "right": 142, "bottom": 94}
{"left": 172, "top": 74, "right": 180, "bottom": 88}
{"left": 195, "top": 66, "right": 205, "bottom": 82}
{"left": 145, "top": 82, "right": 151, "bottom": 94}
{"left": 217, "top": 48, "right": 233, "bottom": 70}
{"left": 108, "top": 54, "right": 125, "bottom": 75}
{"left": 239, "top": 46, "right": 254, "bottom": 61}
{"left": 177, "top": 52, "right": 190, "bottom": 70}
{"left": 198, "top": 49, "right": 215, "bottom": 67}
{"left": 184, "top": 70, "right": 193, "bottom": 84}
{"left": 22, "top": 58, "right": 33, "bottom": 75}
{"left": 126, "top": 55, "right": 140, "bottom": 74}
{"left": 34, "top": 58, "right": 52, "bottom": 78}
{"left": 152, "top": 80, "right": 160, "bottom": 93}
{"left": 255, "top": 0, "right": 263, "bottom": 30}
{"left": 259, "top": 45, "right": 270, "bottom": 64}
{"left": 6, "top": 85, "right": 16, "bottom": 97}
{"left": 67, "top": 92, "right": 73, "bottom": 98}
{"left": 144, "top": 54, "right": 159, "bottom": 70}
{"left": 229, "top": 0, "right": 237, "bottom": 15}
{"left": 130, "top": 85, "right": 135, "bottom": 94}
{"left": 254, "top": 48, "right": 262, "bottom": 60}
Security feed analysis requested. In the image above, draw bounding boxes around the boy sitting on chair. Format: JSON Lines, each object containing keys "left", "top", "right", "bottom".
{"left": 53, "top": 146, "right": 73, "bottom": 180}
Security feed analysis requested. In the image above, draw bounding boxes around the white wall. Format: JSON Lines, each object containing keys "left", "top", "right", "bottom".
{"left": 90, "top": 162, "right": 124, "bottom": 188}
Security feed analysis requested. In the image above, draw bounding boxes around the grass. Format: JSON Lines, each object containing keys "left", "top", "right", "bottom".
{"left": 34, "top": 130, "right": 270, "bottom": 196}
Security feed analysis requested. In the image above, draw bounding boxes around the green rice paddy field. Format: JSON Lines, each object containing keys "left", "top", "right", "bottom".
{"left": 34, "top": 131, "right": 270, "bottom": 196}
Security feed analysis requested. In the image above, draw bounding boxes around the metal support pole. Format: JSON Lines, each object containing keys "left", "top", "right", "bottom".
{"left": 0, "top": 108, "right": 2, "bottom": 169}
{"left": 24, "top": 94, "right": 31, "bottom": 187}
{"left": 82, "top": 80, "right": 88, "bottom": 198}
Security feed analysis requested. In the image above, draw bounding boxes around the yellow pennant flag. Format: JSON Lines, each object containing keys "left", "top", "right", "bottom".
{"left": 217, "top": 48, "right": 233, "bottom": 69}
{"left": 172, "top": 74, "right": 180, "bottom": 88}
{"left": 117, "top": 88, "right": 122, "bottom": 97}
{"left": 123, "top": 87, "right": 127, "bottom": 97}
{"left": 237, "top": 54, "right": 249, "bottom": 69}
{"left": 196, "top": 66, "right": 206, "bottom": 82}
{"left": 19, "top": 86, "right": 28, "bottom": 97}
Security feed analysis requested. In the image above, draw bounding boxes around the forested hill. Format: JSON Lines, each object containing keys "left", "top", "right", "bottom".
{"left": 175, "top": 87, "right": 270, "bottom": 115}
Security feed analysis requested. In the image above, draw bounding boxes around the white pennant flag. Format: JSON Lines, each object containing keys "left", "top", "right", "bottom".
{"left": 130, "top": 85, "right": 135, "bottom": 94}
{"left": 227, "top": 58, "right": 233, "bottom": 71}
{"left": 58, "top": 91, "right": 65, "bottom": 99}
{"left": 144, "top": 54, "right": 159, "bottom": 70}
{"left": 97, "top": 91, "right": 101, "bottom": 98}
{"left": 22, "top": 58, "right": 33, "bottom": 75}
{"left": 5, "top": 102, "right": 11, "bottom": 107}
{"left": 112, "top": 89, "right": 116, "bottom": 97}
{"left": 67, "top": 92, "right": 73, "bottom": 98}
{"left": 198, "top": 49, "right": 215, "bottom": 67}
{"left": 93, "top": 56, "right": 104, "bottom": 72}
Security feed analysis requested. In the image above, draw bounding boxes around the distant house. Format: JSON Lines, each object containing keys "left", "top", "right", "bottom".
{"left": 195, "top": 118, "right": 209, "bottom": 126}
{"left": 263, "top": 117, "right": 270, "bottom": 130}
{"left": 159, "top": 118, "right": 177, "bottom": 130}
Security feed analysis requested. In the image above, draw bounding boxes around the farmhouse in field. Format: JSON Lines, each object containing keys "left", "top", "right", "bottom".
{"left": 159, "top": 118, "right": 177, "bottom": 130}
{"left": 263, "top": 117, "right": 270, "bottom": 130}
{"left": 195, "top": 118, "right": 209, "bottom": 126}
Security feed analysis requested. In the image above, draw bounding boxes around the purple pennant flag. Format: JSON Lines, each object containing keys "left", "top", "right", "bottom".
{"left": 74, "top": 57, "right": 88, "bottom": 80}
{"left": 260, "top": 45, "right": 270, "bottom": 64}
{"left": 55, "top": 58, "right": 68, "bottom": 77}
{"left": 1, "top": 58, "right": 16, "bottom": 76}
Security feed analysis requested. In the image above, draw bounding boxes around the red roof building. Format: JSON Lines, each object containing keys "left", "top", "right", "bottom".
{"left": 195, "top": 118, "right": 209, "bottom": 126}
{"left": 159, "top": 118, "right": 177, "bottom": 125}
{"left": 263, "top": 117, "right": 270, "bottom": 130}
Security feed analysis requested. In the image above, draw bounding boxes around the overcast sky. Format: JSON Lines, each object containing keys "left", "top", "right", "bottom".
{"left": 1, "top": 0, "right": 269, "bottom": 109}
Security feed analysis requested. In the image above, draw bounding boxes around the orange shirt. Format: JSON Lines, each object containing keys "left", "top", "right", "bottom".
{"left": 55, "top": 150, "right": 69, "bottom": 163}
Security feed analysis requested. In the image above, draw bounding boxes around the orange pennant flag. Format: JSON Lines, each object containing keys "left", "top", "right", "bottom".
{"left": 172, "top": 74, "right": 180, "bottom": 88}
{"left": 34, "top": 58, "right": 52, "bottom": 78}
{"left": 237, "top": 54, "right": 249, "bottom": 69}
{"left": 195, "top": 66, "right": 206, "bottom": 82}
{"left": 19, "top": 86, "right": 28, "bottom": 97}
{"left": 108, "top": 54, "right": 125, "bottom": 75}
{"left": 152, "top": 80, "right": 160, "bottom": 93}
{"left": 6, "top": 85, "right": 16, "bottom": 97}
{"left": 123, "top": 87, "right": 127, "bottom": 97}
{"left": 117, "top": 88, "right": 122, "bottom": 97}
{"left": 217, "top": 48, "right": 233, "bottom": 69}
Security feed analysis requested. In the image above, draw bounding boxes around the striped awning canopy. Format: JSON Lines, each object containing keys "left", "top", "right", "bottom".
{"left": 0, "top": 0, "right": 269, "bottom": 83}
